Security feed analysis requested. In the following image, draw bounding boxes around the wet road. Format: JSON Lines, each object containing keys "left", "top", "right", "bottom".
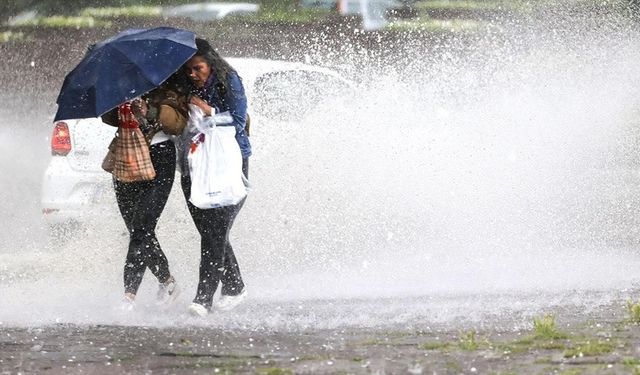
{"left": 2, "top": 293, "right": 640, "bottom": 374}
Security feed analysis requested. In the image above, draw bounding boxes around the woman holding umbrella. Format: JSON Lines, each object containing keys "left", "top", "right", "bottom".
{"left": 178, "top": 38, "right": 251, "bottom": 317}
{"left": 101, "top": 74, "right": 190, "bottom": 310}
{"left": 54, "top": 27, "right": 199, "bottom": 310}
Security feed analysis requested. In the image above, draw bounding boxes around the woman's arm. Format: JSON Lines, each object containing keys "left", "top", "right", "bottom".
{"left": 157, "top": 104, "right": 187, "bottom": 135}
{"left": 224, "top": 72, "right": 248, "bottom": 132}
{"left": 150, "top": 88, "right": 189, "bottom": 135}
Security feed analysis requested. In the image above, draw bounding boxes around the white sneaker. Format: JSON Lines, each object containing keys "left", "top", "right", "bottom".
{"left": 119, "top": 295, "right": 135, "bottom": 312}
{"left": 215, "top": 289, "right": 247, "bottom": 311}
{"left": 157, "top": 277, "right": 180, "bottom": 306}
{"left": 188, "top": 302, "right": 209, "bottom": 318}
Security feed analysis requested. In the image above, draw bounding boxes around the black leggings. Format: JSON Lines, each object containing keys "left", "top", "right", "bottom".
{"left": 114, "top": 140, "right": 176, "bottom": 295}
{"left": 180, "top": 159, "right": 248, "bottom": 309}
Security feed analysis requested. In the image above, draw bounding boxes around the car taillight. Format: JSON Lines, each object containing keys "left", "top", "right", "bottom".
{"left": 51, "top": 121, "right": 71, "bottom": 156}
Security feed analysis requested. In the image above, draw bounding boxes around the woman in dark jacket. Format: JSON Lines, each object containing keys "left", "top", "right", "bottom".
{"left": 178, "top": 38, "right": 251, "bottom": 317}
{"left": 102, "top": 76, "right": 189, "bottom": 310}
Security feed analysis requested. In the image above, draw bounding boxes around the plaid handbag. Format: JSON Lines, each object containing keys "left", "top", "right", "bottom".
{"left": 112, "top": 102, "right": 156, "bottom": 182}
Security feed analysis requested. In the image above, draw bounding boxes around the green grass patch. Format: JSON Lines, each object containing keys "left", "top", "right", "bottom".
{"left": 533, "top": 315, "right": 568, "bottom": 340}
{"left": 418, "top": 314, "right": 620, "bottom": 362}
{"left": 533, "top": 357, "right": 553, "bottom": 364}
{"left": 387, "top": 18, "right": 498, "bottom": 33}
{"left": 499, "top": 336, "right": 569, "bottom": 354}
{"left": 496, "top": 316, "right": 570, "bottom": 354}
{"left": 415, "top": 0, "right": 517, "bottom": 11}
{"left": 419, "top": 341, "right": 452, "bottom": 350}
{"left": 535, "top": 340, "right": 569, "bottom": 350}
{"left": 557, "top": 369, "right": 583, "bottom": 375}
{"left": 419, "top": 331, "right": 487, "bottom": 352}
{"left": 458, "top": 330, "right": 480, "bottom": 351}
{"left": 627, "top": 299, "right": 640, "bottom": 323}
{"left": 244, "top": 0, "right": 332, "bottom": 23}
{"left": 10, "top": 15, "right": 110, "bottom": 28}
{"left": 79, "top": 6, "right": 161, "bottom": 18}
{"left": 414, "top": 0, "right": 633, "bottom": 12}
{"left": 624, "top": 357, "right": 640, "bottom": 366}
{"left": 176, "top": 361, "right": 240, "bottom": 371}
{"left": 252, "top": 7, "right": 331, "bottom": 23}
{"left": 563, "top": 340, "right": 615, "bottom": 358}
{"left": 360, "top": 338, "right": 387, "bottom": 346}
{"left": 257, "top": 368, "right": 293, "bottom": 375}
{"left": 0, "top": 31, "right": 25, "bottom": 42}
{"left": 295, "top": 355, "right": 328, "bottom": 361}
{"left": 498, "top": 343, "right": 529, "bottom": 354}
{"left": 623, "top": 358, "right": 640, "bottom": 375}
{"left": 512, "top": 336, "right": 534, "bottom": 346}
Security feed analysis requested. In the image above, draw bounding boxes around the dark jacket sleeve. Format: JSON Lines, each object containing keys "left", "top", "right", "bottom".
{"left": 225, "top": 72, "right": 248, "bottom": 133}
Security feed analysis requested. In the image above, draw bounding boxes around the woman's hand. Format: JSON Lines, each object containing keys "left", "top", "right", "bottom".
{"left": 190, "top": 95, "right": 214, "bottom": 116}
{"left": 130, "top": 98, "right": 148, "bottom": 118}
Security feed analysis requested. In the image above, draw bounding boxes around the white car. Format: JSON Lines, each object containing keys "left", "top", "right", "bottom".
{"left": 41, "top": 58, "right": 354, "bottom": 229}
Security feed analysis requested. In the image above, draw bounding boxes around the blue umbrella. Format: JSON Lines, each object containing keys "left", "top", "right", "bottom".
{"left": 54, "top": 27, "right": 196, "bottom": 121}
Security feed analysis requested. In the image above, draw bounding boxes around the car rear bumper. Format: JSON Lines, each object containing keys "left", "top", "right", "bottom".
{"left": 40, "top": 157, "right": 115, "bottom": 225}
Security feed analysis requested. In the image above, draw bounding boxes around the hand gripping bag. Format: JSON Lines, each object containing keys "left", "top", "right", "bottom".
{"left": 113, "top": 102, "right": 156, "bottom": 182}
{"left": 187, "top": 105, "right": 247, "bottom": 209}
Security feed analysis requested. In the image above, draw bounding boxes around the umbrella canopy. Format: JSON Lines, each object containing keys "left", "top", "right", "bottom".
{"left": 54, "top": 27, "right": 196, "bottom": 122}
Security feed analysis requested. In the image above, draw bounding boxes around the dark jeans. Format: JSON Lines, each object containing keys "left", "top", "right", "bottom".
{"left": 114, "top": 140, "right": 176, "bottom": 295}
{"left": 181, "top": 159, "right": 248, "bottom": 310}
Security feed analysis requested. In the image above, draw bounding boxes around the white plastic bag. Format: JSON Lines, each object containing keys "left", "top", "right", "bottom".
{"left": 187, "top": 104, "right": 247, "bottom": 209}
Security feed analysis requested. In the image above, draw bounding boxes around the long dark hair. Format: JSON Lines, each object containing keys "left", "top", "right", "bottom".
{"left": 163, "top": 69, "right": 191, "bottom": 97}
{"left": 194, "top": 38, "right": 235, "bottom": 95}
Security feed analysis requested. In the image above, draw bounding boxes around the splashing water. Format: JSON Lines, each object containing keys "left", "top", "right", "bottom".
{"left": 2, "top": 6, "right": 640, "bottom": 329}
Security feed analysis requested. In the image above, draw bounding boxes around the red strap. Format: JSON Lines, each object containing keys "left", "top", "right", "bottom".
{"left": 118, "top": 103, "right": 139, "bottom": 129}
